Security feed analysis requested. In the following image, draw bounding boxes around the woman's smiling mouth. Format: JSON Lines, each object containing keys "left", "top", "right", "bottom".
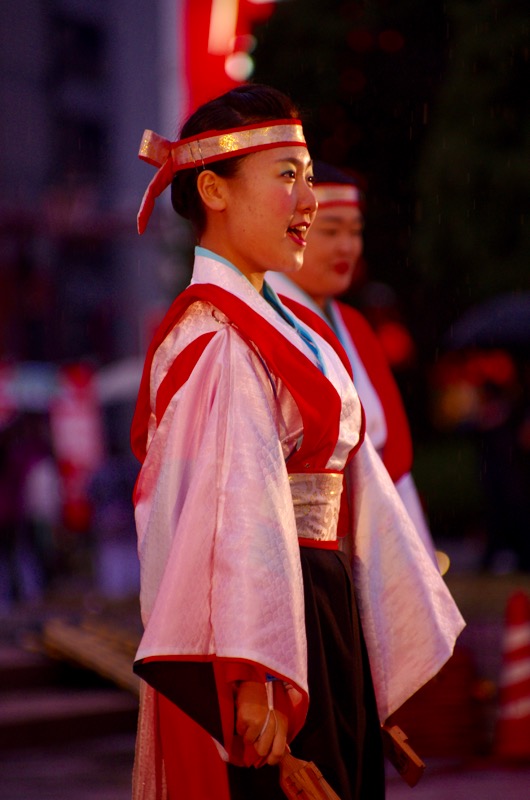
{"left": 287, "top": 223, "right": 309, "bottom": 247}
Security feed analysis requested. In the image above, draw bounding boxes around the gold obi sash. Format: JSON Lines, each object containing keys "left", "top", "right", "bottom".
{"left": 288, "top": 472, "right": 343, "bottom": 550}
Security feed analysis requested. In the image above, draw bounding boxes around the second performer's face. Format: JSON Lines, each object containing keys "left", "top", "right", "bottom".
{"left": 219, "top": 145, "right": 317, "bottom": 285}
{"left": 290, "top": 204, "right": 364, "bottom": 307}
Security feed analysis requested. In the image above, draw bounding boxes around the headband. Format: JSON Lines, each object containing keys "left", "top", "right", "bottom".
{"left": 137, "top": 118, "right": 306, "bottom": 234}
{"left": 313, "top": 182, "right": 363, "bottom": 209}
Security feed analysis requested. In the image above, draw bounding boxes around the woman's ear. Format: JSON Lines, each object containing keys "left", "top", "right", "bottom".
{"left": 196, "top": 170, "right": 227, "bottom": 212}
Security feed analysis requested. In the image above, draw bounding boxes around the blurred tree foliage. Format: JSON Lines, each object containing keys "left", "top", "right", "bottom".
{"left": 414, "top": 0, "right": 530, "bottom": 334}
{"left": 253, "top": 0, "right": 529, "bottom": 349}
{"left": 253, "top": 1, "right": 529, "bottom": 534}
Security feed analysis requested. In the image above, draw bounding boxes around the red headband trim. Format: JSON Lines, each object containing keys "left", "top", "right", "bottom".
{"left": 314, "top": 182, "right": 362, "bottom": 209}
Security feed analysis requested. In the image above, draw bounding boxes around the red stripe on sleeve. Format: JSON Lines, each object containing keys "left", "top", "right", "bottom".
{"left": 155, "top": 331, "right": 216, "bottom": 424}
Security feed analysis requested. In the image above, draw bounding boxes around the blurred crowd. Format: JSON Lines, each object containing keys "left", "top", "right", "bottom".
{"left": 0, "top": 409, "right": 139, "bottom": 611}
{"left": 431, "top": 348, "right": 530, "bottom": 572}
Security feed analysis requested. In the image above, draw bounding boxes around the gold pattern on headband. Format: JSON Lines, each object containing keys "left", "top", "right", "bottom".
{"left": 218, "top": 133, "right": 241, "bottom": 152}
{"left": 314, "top": 184, "right": 361, "bottom": 206}
{"left": 139, "top": 130, "right": 171, "bottom": 167}
{"left": 171, "top": 123, "right": 306, "bottom": 169}
{"left": 139, "top": 123, "right": 306, "bottom": 170}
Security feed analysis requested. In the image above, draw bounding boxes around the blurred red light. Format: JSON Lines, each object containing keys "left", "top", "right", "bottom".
{"left": 378, "top": 30, "right": 405, "bottom": 53}
{"left": 346, "top": 29, "right": 375, "bottom": 53}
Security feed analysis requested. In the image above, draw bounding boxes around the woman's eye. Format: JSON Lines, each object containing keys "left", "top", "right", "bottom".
{"left": 307, "top": 175, "right": 315, "bottom": 186}
{"left": 282, "top": 170, "right": 296, "bottom": 179}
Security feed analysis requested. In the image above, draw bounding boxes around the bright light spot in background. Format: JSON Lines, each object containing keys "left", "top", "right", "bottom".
{"left": 436, "top": 550, "right": 451, "bottom": 576}
{"left": 209, "top": 0, "right": 238, "bottom": 55}
{"left": 225, "top": 51, "right": 255, "bottom": 81}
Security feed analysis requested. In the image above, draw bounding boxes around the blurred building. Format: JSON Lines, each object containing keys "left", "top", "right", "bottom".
{"left": 0, "top": 0, "right": 187, "bottom": 368}
{"left": 1, "top": 0, "right": 282, "bottom": 370}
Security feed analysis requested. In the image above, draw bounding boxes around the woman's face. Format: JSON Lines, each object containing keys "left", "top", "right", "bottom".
{"left": 207, "top": 145, "right": 317, "bottom": 288}
{"left": 290, "top": 204, "right": 364, "bottom": 307}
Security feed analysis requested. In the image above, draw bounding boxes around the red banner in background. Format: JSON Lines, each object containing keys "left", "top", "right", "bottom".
{"left": 50, "top": 364, "right": 105, "bottom": 533}
{"left": 183, "top": 0, "right": 276, "bottom": 114}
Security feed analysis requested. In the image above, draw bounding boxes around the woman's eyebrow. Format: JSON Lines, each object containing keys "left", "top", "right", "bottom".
{"left": 274, "top": 156, "right": 314, "bottom": 169}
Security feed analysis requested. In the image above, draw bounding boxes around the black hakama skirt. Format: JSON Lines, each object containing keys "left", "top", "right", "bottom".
{"left": 227, "top": 547, "right": 386, "bottom": 800}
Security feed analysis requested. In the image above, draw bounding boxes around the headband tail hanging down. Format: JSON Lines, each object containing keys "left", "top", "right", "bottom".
{"left": 137, "top": 158, "right": 175, "bottom": 235}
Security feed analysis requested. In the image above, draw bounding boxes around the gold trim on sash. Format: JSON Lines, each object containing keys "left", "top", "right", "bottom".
{"left": 288, "top": 472, "right": 343, "bottom": 542}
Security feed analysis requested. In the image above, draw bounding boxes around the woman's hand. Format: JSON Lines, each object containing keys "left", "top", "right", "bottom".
{"left": 235, "top": 680, "right": 288, "bottom": 766}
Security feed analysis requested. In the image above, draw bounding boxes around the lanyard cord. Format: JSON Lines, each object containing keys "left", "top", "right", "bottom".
{"left": 263, "top": 282, "right": 327, "bottom": 376}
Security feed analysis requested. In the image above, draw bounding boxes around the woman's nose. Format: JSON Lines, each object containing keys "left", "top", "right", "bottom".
{"left": 299, "top": 181, "right": 317, "bottom": 215}
{"left": 340, "top": 232, "right": 362, "bottom": 256}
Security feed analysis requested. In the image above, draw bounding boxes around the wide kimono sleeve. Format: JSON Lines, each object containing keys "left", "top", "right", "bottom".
{"left": 335, "top": 301, "right": 438, "bottom": 565}
{"left": 133, "top": 320, "right": 309, "bottom": 746}
{"left": 349, "top": 435, "right": 465, "bottom": 722}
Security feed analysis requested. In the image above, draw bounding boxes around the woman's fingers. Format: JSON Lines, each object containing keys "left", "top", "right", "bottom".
{"left": 234, "top": 680, "right": 288, "bottom": 766}
{"left": 252, "top": 708, "right": 288, "bottom": 766}
{"left": 265, "top": 709, "right": 288, "bottom": 766}
{"left": 235, "top": 681, "right": 269, "bottom": 742}
{"left": 252, "top": 709, "right": 275, "bottom": 755}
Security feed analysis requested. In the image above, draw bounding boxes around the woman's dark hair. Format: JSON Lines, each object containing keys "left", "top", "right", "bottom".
{"left": 313, "top": 160, "right": 357, "bottom": 186}
{"left": 313, "top": 160, "right": 366, "bottom": 207}
{"left": 171, "top": 84, "right": 299, "bottom": 237}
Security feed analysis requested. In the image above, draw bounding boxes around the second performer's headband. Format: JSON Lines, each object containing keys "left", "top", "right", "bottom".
{"left": 313, "top": 182, "right": 363, "bottom": 210}
{"left": 137, "top": 118, "right": 307, "bottom": 234}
